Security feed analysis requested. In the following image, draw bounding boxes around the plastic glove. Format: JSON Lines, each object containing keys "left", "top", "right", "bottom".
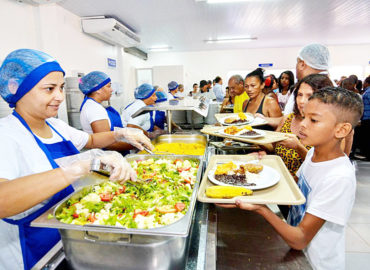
{"left": 57, "top": 149, "right": 137, "bottom": 184}
{"left": 98, "top": 151, "right": 137, "bottom": 183}
{"left": 56, "top": 149, "right": 104, "bottom": 184}
{"left": 114, "top": 127, "right": 154, "bottom": 151}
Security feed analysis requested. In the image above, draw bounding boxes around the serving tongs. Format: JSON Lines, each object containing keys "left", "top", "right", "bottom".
{"left": 90, "top": 158, "right": 111, "bottom": 177}
{"left": 143, "top": 147, "right": 173, "bottom": 155}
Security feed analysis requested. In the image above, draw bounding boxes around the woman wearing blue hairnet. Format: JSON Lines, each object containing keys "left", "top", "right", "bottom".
{"left": 0, "top": 49, "right": 154, "bottom": 270}
{"left": 167, "top": 81, "right": 179, "bottom": 100}
{"left": 79, "top": 71, "right": 134, "bottom": 153}
{"left": 122, "top": 83, "right": 163, "bottom": 133}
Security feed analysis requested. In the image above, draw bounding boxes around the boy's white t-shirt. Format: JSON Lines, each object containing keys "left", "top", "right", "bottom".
{"left": 80, "top": 99, "right": 111, "bottom": 134}
{"left": 0, "top": 114, "right": 89, "bottom": 270}
{"left": 287, "top": 148, "right": 356, "bottom": 270}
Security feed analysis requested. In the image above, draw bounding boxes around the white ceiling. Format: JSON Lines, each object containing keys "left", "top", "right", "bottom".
{"left": 59, "top": 0, "right": 370, "bottom": 52}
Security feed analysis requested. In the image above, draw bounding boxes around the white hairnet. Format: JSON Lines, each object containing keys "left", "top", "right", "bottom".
{"left": 298, "top": 43, "right": 330, "bottom": 70}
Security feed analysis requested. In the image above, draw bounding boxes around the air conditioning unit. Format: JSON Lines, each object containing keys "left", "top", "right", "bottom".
{"left": 81, "top": 16, "right": 141, "bottom": 48}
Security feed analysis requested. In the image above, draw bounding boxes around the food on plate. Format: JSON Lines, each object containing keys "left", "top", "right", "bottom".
{"left": 224, "top": 126, "right": 241, "bottom": 135}
{"left": 238, "top": 112, "right": 248, "bottom": 121}
{"left": 239, "top": 130, "right": 260, "bottom": 137}
{"left": 224, "top": 112, "right": 250, "bottom": 125}
{"left": 241, "top": 163, "right": 264, "bottom": 174}
{"left": 56, "top": 158, "right": 200, "bottom": 229}
{"left": 224, "top": 117, "right": 239, "bottom": 124}
{"left": 206, "top": 186, "right": 253, "bottom": 198}
{"left": 141, "top": 142, "right": 205, "bottom": 155}
{"left": 213, "top": 162, "right": 264, "bottom": 186}
{"left": 215, "top": 162, "right": 237, "bottom": 175}
{"left": 224, "top": 125, "right": 253, "bottom": 135}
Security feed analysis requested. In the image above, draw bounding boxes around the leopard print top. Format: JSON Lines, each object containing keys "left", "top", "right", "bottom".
{"left": 274, "top": 113, "right": 311, "bottom": 177}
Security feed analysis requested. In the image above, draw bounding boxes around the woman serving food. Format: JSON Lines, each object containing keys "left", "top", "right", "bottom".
{"left": 79, "top": 71, "right": 134, "bottom": 153}
{"left": 0, "top": 49, "right": 153, "bottom": 270}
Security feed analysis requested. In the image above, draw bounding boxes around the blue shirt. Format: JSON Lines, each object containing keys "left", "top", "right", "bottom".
{"left": 362, "top": 87, "right": 370, "bottom": 120}
{"left": 212, "top": 83, "right": 224, "bottom": 102}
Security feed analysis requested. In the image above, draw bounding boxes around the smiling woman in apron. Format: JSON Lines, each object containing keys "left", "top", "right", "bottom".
{"left": 0, "top": 49, "right": 154, "bottom": 270}
{"left": 79, "top": 71, "right": 133, "bottom": 154}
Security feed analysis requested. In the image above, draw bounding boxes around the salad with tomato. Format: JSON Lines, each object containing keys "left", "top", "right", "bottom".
{"left": 56, "top": 158, "right": 200, "bottom": 229}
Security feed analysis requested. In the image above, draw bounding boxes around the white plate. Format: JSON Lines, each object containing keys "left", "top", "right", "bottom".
{"left": 219, "top": 115, "right": 254, "bottom": 126}
{"left": 208, "top": 161, "right": 280, "bottom": 190}
{"left": 218, "top": 127, "right": 265, "bottom": 138}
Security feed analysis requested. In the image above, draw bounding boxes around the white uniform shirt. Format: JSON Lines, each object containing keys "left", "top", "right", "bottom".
{"left": 80, "top": 99, "right": 111, "bottom": 134}
{"left": 122, "top": 100, "right": 152, "bottom": 131}
{"left": 176, "top": 91, "right": 186, "bottom": 98}
{"left": 0, "top": 114, "right": 89, "bottom": 270}
{"left": 167, "top": 92, "right": 176, "bottom": 100}
{"left": 288, "top": 148, "right": 356, "bottom": 270}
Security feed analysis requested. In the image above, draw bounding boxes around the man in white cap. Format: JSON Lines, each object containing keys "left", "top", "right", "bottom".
{"left": 284, "top": 43, "right": 331, "bottom": 115}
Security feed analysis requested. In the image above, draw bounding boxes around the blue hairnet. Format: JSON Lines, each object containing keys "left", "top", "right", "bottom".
{"left": 79, "top": 71, "right": 111, "bottom": 95}
{"left": 168, "top": 81, "right": 178, "bottom": 91}
{"left": 134, "top": 83, "right": 156, "bottom": 100}
{"left": 0, "top": 49, "right": 65, "bottom": 108}
{"left": 298, "top": 43, "right": 330, "bottom": 70}
{"left": 155, "top": 91, "right": 167, "bottom": 103}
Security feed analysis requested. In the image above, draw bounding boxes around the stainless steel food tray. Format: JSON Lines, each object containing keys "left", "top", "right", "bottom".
{"left": 31, "top": 155, "right": 203, "bottom": 237}
{"left": 142, "top": 134, "right": 208, "bottom": 157}
{"left": 150, "top": 133, "right": 207, "bottom": 147}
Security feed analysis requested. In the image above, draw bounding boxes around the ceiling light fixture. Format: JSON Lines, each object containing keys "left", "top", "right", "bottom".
{"left": 204, "top": 37, "right": 257, "bottom": 43}
{"left": 148, "top": 46, "right": 172, "bottom": 52}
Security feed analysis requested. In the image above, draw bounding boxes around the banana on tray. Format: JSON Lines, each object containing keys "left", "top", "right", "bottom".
{"left": 205, "top": 186, "right": 253, "bottom": 199}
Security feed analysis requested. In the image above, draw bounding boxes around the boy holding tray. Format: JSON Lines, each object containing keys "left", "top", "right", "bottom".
{"left": 218, "top": 87, "right": 363, "bottom": 270}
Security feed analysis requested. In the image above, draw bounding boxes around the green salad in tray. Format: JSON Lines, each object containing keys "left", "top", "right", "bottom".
{"left": 56, "top": 158, "right": 200, "bottom": 229}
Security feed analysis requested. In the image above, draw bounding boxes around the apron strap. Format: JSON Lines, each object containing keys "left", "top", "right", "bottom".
{"left": 12, "top": 111, "right": 59, "bottom": 169}
{"left": 79, "top": 96, "right": 96, "bottom": 112}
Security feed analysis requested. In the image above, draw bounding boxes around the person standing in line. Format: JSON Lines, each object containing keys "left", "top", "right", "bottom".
{"left": 277, "top": 71, "right": 295, "bottom": 110}
{"left": 189, "top": 83, "right": 198, "bottom": 97}
{"left": 228, "top": 75, "right": 249, "bottom": 113}
{"left": 213, "top": 76, "right": 225, "bottom": 102}
{"left": 218, "top": 87, "right": 363, "bottom": 270}
{"left": 284, "top": 43, "right": 331, "bottom": 115}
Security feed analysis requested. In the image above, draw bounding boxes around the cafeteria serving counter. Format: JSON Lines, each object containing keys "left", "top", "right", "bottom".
{"left": 32, "top": 144, "right": 312, "bottom": 270}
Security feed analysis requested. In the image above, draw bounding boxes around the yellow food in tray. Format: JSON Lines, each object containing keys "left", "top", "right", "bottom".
{"left": 142, "top": 142, "right": 205, "bottom": 155}
{"left": 206, "top": 186, "right": 253, "bottom": 198}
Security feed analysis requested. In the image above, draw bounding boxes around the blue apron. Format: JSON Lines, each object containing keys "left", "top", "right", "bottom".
{"left": 125, "top": 102, "right": 155, "bottom": 132}
{"left": 148, "top": 111, "right": 155, "bottom": 132}
{"left": 154, "top": 111, "right": 166, "bottom": 130}
{"left": 80, "top": 97, "right": 123, "bottom": 131}
{"left": 2, "top": 111, "right": 79, "bottom": 270}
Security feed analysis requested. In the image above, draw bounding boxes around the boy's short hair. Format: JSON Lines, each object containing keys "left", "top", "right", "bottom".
{"left": 309, "top": 87, "right": 364, "bottom": 127}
